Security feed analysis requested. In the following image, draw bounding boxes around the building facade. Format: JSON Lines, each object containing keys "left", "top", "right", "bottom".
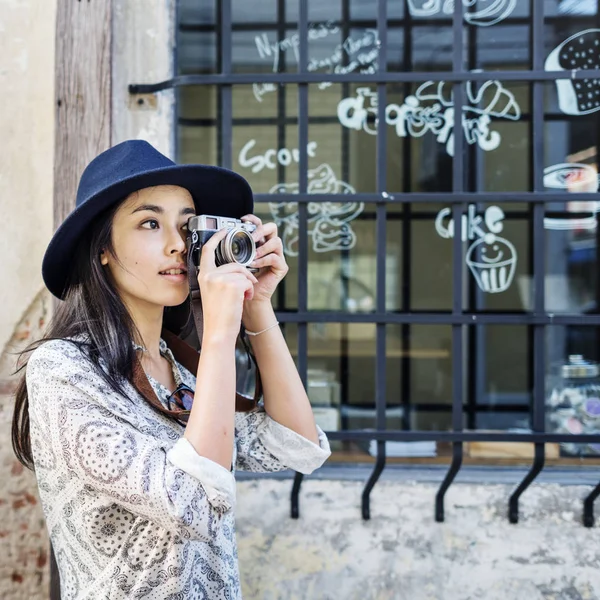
{"left": 2, "top": 0, "right": 600, "bottom": 598}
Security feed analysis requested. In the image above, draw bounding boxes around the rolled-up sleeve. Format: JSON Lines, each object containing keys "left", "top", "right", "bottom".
{"left": 234, "top": 408, "right": 331, "bottom": 474}
{"left": 167, "top": 438, "right": 235, "bottom": 511}
{"left": 27, "top": 341, "right": 233, "bottom": 543}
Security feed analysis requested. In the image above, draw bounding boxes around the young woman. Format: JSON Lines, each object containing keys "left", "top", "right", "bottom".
{"left": 11, "top": 140, "right": 330, "bottom": 599}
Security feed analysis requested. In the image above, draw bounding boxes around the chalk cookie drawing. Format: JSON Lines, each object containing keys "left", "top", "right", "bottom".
{"left": 407, "top": 0, "right": 517, "bottom": 26}
{"left": 545, "top": 29, "right": 600, "bottom": 115}
{"left": 268, "top": 164, "right": 364, "bottom": 256}
{"left": 543, "top": 162, "right": 600, "bottom": 230}
{"left": 466, "top": 233, "right": 517, "bottom": 294}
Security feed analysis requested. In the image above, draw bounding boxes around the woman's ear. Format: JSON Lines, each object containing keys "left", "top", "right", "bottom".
{"left": 100, "top": 250, "right": 108, "bottom": 266}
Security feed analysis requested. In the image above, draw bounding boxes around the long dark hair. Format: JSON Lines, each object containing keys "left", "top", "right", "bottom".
{"left": 11, "top": 201, "right": 192, "bottom": 470}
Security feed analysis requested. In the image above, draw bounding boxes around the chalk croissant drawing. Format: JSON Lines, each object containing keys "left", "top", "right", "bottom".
{"left": 543, "top": 163, "right": 600, "bottom": 231}
{"left": 337, "top": 79, "right": 520, "bottom": 156}
{"left": 545, "top": 29, "right": 600, "bottom": 115}
{"left": 268, "top": 164, "right": 364, "bottom": 256}
{"left": 408, "top": 0, "right": 517, "bottom": 26}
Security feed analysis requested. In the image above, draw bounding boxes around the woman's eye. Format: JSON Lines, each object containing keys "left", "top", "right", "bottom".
{"left": 141, "top": 219, "right": 159, "bottom": 230}
{"left": 181, "top": 222, "right": 189, "bottom": 231}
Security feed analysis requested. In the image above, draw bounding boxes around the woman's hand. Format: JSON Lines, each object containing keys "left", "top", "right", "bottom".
{"left": 197, "top": 227, "right": 259, "bottom": 344}
{"left": 241, "top": 214, "right": 289, "bottom": 306}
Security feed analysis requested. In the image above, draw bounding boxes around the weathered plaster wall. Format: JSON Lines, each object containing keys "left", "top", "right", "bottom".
{"left": 0, "top": 0, "right": 55, "bottom": 356}
{"left": 0, "top": 0, "right": 56, "bottom": 596}
{"left": 236, "top": 478, "right": 600, "bottom": 600}
{"left": 112, "top": 0, "right": 176, "bottom": 156}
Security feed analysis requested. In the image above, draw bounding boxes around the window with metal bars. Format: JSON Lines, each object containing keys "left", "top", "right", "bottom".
{"left": 130, "top": 0, "right": 600, "bottom": 525}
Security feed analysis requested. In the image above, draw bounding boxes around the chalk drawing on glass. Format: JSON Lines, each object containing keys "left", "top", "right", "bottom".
{"left": 407, "top": 0, "right": 517, "bottom": 26}
{"left": 545, "top": 29, "right": 600, "bottom": 115}
{"left": 267, "top": 164, "right": 363, "bottom": 256}
{"left": 543, "top": 162, "right": 600, "bottom": 230}
{"left": 337, "top": 79, "right": 520, "bottom": 156}
{"left": 253, "top": 24, "right": 379, "bottom": 100}
{"left": 238, "top": 139, "right": 318, "bottom": 174}
{"left": 434, "top": 205, "right": 517, "bottom": 294}
{"left": 466, "top": 233, "right": 517, "bottom": 294}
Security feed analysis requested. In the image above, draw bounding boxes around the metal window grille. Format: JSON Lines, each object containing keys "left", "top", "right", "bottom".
{"left": 130, "top": 0, "right": 600, "bottom": 526}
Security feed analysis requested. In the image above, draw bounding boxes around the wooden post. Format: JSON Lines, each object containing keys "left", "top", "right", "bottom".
{"left": 54, "top": 0, "right": 112, "bottom": 227}
{"left": 52, "top": 1, "right": 112, "bottom": 598}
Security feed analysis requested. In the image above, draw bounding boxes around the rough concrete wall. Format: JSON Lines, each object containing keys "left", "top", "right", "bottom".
{"left": 0, "top": 0, "right": 55, "bottom": 357}
{"left": 236, "top": 479, "right": 600, "bottom": 600}
{"left": 0, "top": 0, "right": 56, "bottom": 597}
{"left": 112, "top": 0, "right": 176, "bottom": 157}
{"left": 0, "top": 291, "right": 51, "bottom": 599}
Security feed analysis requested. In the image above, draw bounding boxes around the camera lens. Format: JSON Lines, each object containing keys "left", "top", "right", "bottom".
{"left": 218, "top": 228, "right": 256, "bottom": 266}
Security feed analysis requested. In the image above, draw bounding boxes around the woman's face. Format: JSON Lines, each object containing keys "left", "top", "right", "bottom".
{"left": 101, "top": 185, "right": 196, "bottom": 310}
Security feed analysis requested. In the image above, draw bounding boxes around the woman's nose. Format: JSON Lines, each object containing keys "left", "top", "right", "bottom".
{"left": 167, "top": 227, "right": 187, "bottom": 255}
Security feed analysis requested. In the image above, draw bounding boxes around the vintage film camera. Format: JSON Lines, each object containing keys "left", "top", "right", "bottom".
{"left": 186, "top": 214, "right": 258, "bottom": 271}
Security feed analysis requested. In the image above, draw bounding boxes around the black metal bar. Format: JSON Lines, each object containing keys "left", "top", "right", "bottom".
{"left": 219, "top": 0, "right": 232, "bottom": 168}
{"left": 178, "top": 13, "right": 580, "bottom": 33}
{"left": 323, "top": 431, "right": 600, "bottom": 444}
{"left": 178, "top": 110, "right": 591, "bottom": 128}
{"left": 253, "top": 191, "right": 600, "bottom": 204}
{"left": 583, "top": 483, "right": 600, "bottom": 527}
{"left": 435, "top": 0, "right": 465, "bottom": 523}
{"left": 508, "top": 0, "right": 546, "bottom": 524}
{"left": 290, "top": 0, "right": 309, "bottom": 521}
{"left": 400, "top": 0, "right": 414, "bottom": 432}
{"left": 290, "top": 471, "right": 304, "bottom": 518}
{"left": 50, "top": 542, "right": 60, "bottom": 600}
{"left": 273, "top": 312, "right": 600, "bottom": 326}
{"left": 582, "top": 0, "right": 600, "bottom": 529}
{"left": 129, "top": 68, "right": 600, "bottom": 93}
{"left": 362, "top": 0, "right": 388, "bottom": 521}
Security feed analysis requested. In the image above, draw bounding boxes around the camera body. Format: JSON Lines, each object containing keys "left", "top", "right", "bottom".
{"left": 187, "top": 214, "right": 258, "bottom": 269}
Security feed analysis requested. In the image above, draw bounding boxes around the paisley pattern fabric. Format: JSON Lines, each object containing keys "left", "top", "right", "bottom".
{"left": 26, "top": 338, "right": 331, "bottom": 599}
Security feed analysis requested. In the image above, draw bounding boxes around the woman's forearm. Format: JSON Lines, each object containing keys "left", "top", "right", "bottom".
{"left": 243, "top": 302, "right": 319, "bottom": 445}
{"left": 183, "top": 336, "right": 237, "bottom": 470}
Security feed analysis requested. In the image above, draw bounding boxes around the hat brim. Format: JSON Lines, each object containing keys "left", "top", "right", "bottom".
{"left": 43, "top": 164, "right": 254, "bottom": 299}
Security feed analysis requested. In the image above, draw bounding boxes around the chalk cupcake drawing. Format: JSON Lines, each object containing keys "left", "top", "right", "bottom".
{"left": 545, "top": 29, "right": 600, "bottom": 115}
{"left": 434, "top": 204, "right": 517, "bottom": 294}
{"left": 268, "top": 164, "right": 364, "bottom": 256}
{"left": 408, "top": 0, "right": 517, "bottom": 26}
{"left": 543, "top": 162, "right": 600, "bottom": 231}
{"left": 465, "top": 233, "right": 517, "bottom": 294}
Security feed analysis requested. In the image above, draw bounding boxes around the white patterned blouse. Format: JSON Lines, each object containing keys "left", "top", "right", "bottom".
{"left": 26, "top": 337, "right": 331, "bottom": 599}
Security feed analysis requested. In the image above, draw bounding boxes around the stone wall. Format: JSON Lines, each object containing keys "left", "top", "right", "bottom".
{"left": 236, "top": 477, "right": 600, "bottom": 600}
{"left": 0, "top": 291, "right": 51, "bottom": 599}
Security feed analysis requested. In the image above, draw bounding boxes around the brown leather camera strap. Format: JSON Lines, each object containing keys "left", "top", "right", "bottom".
{"left": 187, "top": 250, "right": 205, "bottom": 345}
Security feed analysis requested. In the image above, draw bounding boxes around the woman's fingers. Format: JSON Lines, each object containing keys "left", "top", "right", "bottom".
{"left": 215, "top": 263, "right": 259, "bottom": 284}
{"left": 241, "top": 214, "right": 279, "bottom": 244}
{"left": 254, "top": 235, "right": 283, "bottom": 259}
{"left": 250, "top": 252, "right": 288, "bottom": 272}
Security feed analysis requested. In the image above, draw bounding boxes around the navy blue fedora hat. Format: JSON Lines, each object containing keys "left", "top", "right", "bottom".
{"left": 42, "top": 139, "right": 254, "bottom": 299}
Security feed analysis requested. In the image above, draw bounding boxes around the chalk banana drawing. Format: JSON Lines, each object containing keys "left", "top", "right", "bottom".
{"left": 545, "top": 29, "right": 600, "bottom": 115}
{"left": 268, "top": 164, "right": 364, "bottom": 256}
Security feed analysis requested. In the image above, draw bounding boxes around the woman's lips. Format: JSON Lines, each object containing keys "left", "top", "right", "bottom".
{"left": 159, "top": 269, "right": 187, "bottom": 283}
